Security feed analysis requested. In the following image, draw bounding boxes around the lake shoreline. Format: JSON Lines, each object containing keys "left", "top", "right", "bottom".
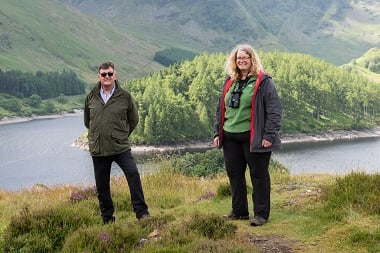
{"left": 0, "top": 110, "right": 83, "bottom": 126}
{"left": 280, "top": 127, "right": 380, "bottom": 144}
{"left": 74, "top": 128, "right": 380, "bottom": 154}
{"left": 2, "top": 113, "right": 380, "bottom": 152}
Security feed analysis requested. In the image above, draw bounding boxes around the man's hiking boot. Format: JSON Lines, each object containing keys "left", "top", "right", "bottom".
{"left": 223, "top": 213, "right": 249, "bottom": 220}
{"left": 102, "top": 216, "right": 115, "bottom": 224}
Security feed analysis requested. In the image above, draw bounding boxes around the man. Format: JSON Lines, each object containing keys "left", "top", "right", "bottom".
{"left": 84, "top": 61, "right": 149, "bottom": 224}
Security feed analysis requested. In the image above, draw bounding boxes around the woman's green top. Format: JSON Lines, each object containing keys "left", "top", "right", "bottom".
{"left": 223, "top": 76, "right": 256, "bottom": 133}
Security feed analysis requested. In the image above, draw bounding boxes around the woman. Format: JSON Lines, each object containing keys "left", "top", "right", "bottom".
{"left": 213, "top": 44, "right": 282, "bottom": 226}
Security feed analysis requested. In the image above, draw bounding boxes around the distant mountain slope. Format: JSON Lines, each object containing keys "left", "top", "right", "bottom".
{"left": 0, "top": 0, "right": 379, "bottom": 83}
{"left": 0, "top": 0, "right": 163, "bottom": 82}
{"left": 62, "top": 0, "right": 380, "bottom": 65}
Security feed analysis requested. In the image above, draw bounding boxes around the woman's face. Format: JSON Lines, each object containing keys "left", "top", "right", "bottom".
{"left": 236, "top": 50, "right": 251, "bottom": 72}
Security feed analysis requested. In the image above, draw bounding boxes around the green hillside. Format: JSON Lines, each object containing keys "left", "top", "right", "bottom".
{"left": 1, "top": 0, "right": 380, "bottom": 83}
{"left": 0, "top": 0, "right": 163, "bottom": 83}
{"left": 342, "top": 47, "right": 380, "bottom": 83}
{"left": 61, "top": 0, "right": 380, "bottom": 65}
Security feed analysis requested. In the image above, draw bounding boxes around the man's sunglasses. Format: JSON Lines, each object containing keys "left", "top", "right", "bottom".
{"left": 100, "top": 72, "right": 114, "bottom": 77}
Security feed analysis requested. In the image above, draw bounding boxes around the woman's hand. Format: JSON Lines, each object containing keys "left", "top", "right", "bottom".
{"left": 213, "top": 136, "right": 220, "bottom": 148}
{"left": 262, "top": 139, "right": 272, "bottom": 148}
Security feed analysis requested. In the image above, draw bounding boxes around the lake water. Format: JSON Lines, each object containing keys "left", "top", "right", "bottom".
{"left": 273, "top": 138, "right": 380, "bottom": 175}
{"left": 0, "top": 114, "right": 93, "bottom": 191}
{"left": 0, "top": 114, "right": 379, "bottom": 191}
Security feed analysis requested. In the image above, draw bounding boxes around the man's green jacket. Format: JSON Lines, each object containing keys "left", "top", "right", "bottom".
{"left": 84, "top": 80, "right": 138, "bottom": 156}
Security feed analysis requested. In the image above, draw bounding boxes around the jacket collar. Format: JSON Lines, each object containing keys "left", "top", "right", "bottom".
{"left": 94, "top": 80, "right": 123, "bottom": 96}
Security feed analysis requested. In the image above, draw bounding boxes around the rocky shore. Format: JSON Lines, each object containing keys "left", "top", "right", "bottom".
{"left": 280, "top": 127, "right": 380, "bottom": 144}
{"left": 73, "top": 127, "right": 380, "bottom": 154}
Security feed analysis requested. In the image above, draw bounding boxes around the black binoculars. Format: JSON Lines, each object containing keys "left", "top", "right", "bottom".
{"left": 229, "top": 90, "right": 242, "bottom": 108}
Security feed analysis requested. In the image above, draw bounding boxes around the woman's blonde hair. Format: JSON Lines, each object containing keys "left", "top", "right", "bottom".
{"left": 225, "top": 44, "right": 263, "bottom": 81}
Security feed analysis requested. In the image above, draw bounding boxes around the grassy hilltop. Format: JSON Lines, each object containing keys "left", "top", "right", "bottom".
{"left": 1, "top": 151, "right": 379, "bottom": 252}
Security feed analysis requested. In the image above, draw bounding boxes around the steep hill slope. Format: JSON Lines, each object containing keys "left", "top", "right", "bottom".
{"left": 0, "top": 0, "right": 379, "bottom": 83}
{"left": 63, "top": 0, "right": 380, "bottom": 65}
{"left": 0, "top": 0, "right": 163, "bottom": 82}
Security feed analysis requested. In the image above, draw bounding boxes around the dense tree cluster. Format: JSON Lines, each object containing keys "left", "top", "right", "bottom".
{"left": 0, "top": 69, "right": 85, "bottom": 99}
{"left": 126, "top": 52, "right": 226, "bottom": 144}
{"left": 364, "top": 55, "right": 380, "bottom": 74}
{"left": 153, "top": 48, "right": 197, "bottom": 67}
{"left": 263, "top": 51, "right": 380, "bottom": 131}
{"left": 125, "top": 51, "right": 380, "bottom": 144}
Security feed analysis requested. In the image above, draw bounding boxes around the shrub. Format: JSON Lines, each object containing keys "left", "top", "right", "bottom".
{"left": 42, "top": 101, "right": 56, "bottom": 114}
{"left": 169, "top": 149, "right": 224, "bottom": 177}
{"left": 27, "top": 94, "right": 42, "bottom": 107}
{"left": 1, "top": 204, "right": 97, "bottom": 252}
{"left": 269, "top": 159, "right": 291, "bottom": 184}
{"left": 0, "top": 98, "right": 21, "bottom": 113}
{"left": 347, "top": 227, "right": 380, "bottom": 252}
{"left": 216, "top": 182, "right": 231, "bottom": 198}
{"left": 187, "top": 213, "right": 237, "bottom": 239}
{"left": 70, "top": 185, "right": 97, "bottom": 202}
{"left": 62, "top": 224, "right": 144, "bottom": 253}
{"left": 321, "top": 172, "right": 380, "bottom": 221}
{"left": 168, "top": 149, "right": 289, "bottom": 181}
{"left": 56, "top": 94, "right": 68, "bottom": 104}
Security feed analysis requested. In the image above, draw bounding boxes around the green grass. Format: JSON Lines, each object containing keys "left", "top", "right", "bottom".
{"left": 1, "top": 153, "right": 379, "bottom": 252}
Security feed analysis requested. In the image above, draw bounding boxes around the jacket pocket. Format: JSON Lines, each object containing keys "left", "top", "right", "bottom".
{"left": 88, "top": 131, "right": 100, "bottom": 155}
{"left": 111, "top": 130, "right": 129, "bottom": 145}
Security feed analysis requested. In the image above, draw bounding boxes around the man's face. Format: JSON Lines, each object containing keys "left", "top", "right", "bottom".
{"left": 98, "top": 67, "right": 117, "bottom": 88}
